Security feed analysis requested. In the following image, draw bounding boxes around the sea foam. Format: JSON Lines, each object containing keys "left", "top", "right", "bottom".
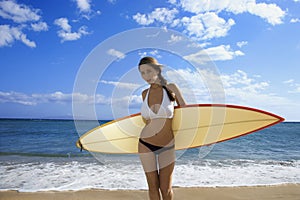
{"left": 1, "top": 158, "right": 299, "bottom": 192}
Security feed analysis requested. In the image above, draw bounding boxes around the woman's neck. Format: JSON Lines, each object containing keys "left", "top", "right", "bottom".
{"left": 150, "top": 83, "right": 161, "bottom": 89}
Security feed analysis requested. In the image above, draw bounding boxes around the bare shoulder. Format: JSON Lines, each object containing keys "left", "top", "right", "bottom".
{"left": 166, "top": 83, "right": 180, "bottom": 92}
{"left": 167, "top": 83, "right": 186, "bottom": 106}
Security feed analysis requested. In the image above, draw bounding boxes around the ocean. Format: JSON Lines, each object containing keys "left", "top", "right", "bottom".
{"left": 0, "top": 119, "right": 299, "bottom": 192}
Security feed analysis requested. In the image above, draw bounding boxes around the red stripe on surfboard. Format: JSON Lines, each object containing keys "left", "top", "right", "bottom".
{"left": 174, "top": 104, "right": 285, "bottom": 122}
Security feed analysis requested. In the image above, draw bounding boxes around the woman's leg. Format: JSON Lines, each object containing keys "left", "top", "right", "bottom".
{"left": 158, "top": 149, "right": 175, "bottom": 200}
{"left": 139, "top": 142, "right": 161, "bottom": 200}
{"left": 145, "top": 170, "right": 161, "bottom": 200}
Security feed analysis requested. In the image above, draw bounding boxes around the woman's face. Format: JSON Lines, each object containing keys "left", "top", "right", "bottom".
{"left": 139, "top": 64, "right": 159, "bottom": 84}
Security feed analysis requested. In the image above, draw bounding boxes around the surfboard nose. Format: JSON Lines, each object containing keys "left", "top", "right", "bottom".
{"left": 76, "top": 139, "right": 84, "bottom": 151}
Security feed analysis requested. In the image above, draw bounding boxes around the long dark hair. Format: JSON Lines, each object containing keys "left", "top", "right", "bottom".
{"left": 138, "top": 57, "right": 175, "bottom": 101}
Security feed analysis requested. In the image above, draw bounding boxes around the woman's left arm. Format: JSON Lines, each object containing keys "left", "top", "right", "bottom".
{"left": 168, "top": 83, "right": 186, "bottom": 107}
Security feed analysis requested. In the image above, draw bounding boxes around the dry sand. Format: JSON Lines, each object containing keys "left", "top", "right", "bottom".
{"left": 1, "top": 184, "right": 299, "bottom": 200}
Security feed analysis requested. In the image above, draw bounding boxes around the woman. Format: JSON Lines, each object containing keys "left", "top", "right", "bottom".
{"left": 138, "top": 57, "right": 186, "bottom": 200}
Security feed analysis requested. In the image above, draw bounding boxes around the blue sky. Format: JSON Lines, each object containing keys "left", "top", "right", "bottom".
{"left": 0, "top": 0, "right": 299, "bottom": 121}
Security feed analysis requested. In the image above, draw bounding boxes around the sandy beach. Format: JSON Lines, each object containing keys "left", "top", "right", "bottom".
{"left": 1, "top": 184, "right": 299, "bottom": 200}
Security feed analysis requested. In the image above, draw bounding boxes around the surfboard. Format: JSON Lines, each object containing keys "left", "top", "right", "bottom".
{"left": 76, "top": 104, "right": 284, "bottom": 154}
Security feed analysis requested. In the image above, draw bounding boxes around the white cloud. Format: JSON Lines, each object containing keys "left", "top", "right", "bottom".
{"left": 74, "top": 0, "right": 101, "bottom": 20}
{"left": 75, "top": 0, "right": 91, "bottom": 13}
{"left": 0, "top": 90, "right": 141, "bottom": 113}
{"left": 149, "top": 50, "right": 160, "bottom": 57}
{"left": 180, "top": 0, "right": 225, "bottom": 13}
{"left": 290, "top": 18, "right": 300, "bottom": 23}
{"left": 133, "top": 13, "right": 151, "bottom": 25}
{"left": 107, "top": 0, "right": 117, "bottom": 4}
{"left": 178, "top": 0, "right": 285, "bottom": 25}
{"left": 54, "top": 18, "right": 71, "bottom": 32}
{"left": 31, "top": 21, "right": 48, "bottom": 32}
{"left": 221, "top": 70, "right": 269, "bottom": 91}
{"left": 0, "top": 1, "right": 48, "bottom": 47}
{"left": 0, "top": 25, "right": 36, "bottom": 48}
{"left": 75, "top": 93, "right": 109, "bottom": 105}
{"left": 247, "top": 2, "right": 285, "bottom": 25}
{"left": 168, "top": 34, "right": 183, "bottom": 43}
{"left": 133, "top": 7, "right": 178, "bottom": 25}
{"left": 132, "top": 1, "right": 285, "bottom": 41}
{"left": 0, "top": 91, "right": 110, "bottom": 105}
{"left": 98, "top": 80, "right": 145, "bottom": 110}
{"left": 107, "top": 49, "right": 125, "bottom": 59}
{"left": 181, "top": 12, "right": 235, "bottom": 40}
{"left": 205, "top": 45, "right": 244, "bottom": 60}
{"left": 166, "top": 68, "right": 294, "bottom": 112}
{"left": 54, "top": 18, "right": 90, "bottom": 42}
{"left": 220, "top": 70, "right": 294, "bottom": 109}
{"left": 133, "top": 9, "right": 235, "bottom": 40}
{"left": 187, "top": 41, "right": 211, "bottom": 49}
{"left": 111, "top": 94, "right": 142, "bottom": 108}
{"left": 151, "top": 7, "right": 178, "bottom": 23}
{"left": 99, "top": 80, "right": 140, "bottom": 90}
{"left": 138, "top": 50, "right": 162, "bottom": 58}
{"left": 184, "top": 45, "right": 244, "bottom": 64}
{"left": 0, "top": 25, "right": 17, "bottom": 47}
{"left": 166, "top": 68, "right": 211, "bottom": 103}
{"left": 168, "top": 0, "right": 177, "bottom": 4}
{"left": 0, "top": 91, "right": 36, "bottom": 105}
{"left": 283, "top": 79, "right": 300, "bottom": 93}
{"left": 0, "top": 0, "right": 41, "bottom": 23}
{"left": 237, "top": 41, "right": 248, "bottom": 48}
{"left": 283, "top": 79, "right": 294, "bottom": 84}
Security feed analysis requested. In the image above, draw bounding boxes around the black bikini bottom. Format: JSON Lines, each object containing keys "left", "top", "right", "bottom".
{"left": 139, "top": 139, "right": 175, "bottom": 155}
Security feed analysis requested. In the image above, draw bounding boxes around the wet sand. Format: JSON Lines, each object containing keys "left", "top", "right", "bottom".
{"left": 1, "top": 184, "right": 299, "bottom": 200}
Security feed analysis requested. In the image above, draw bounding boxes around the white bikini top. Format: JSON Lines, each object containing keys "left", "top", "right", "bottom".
{"left": 141, "top": 88, "right": 174, "bottom": 120}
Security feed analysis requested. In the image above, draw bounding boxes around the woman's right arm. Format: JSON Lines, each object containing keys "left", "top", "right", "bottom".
{"left": 168, "top": 83, "right": 186, "bottom": 107}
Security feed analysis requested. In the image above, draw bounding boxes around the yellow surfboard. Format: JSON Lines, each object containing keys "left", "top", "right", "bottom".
{"left": 76, "top": 104, "right": 284, "bottom": 154}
